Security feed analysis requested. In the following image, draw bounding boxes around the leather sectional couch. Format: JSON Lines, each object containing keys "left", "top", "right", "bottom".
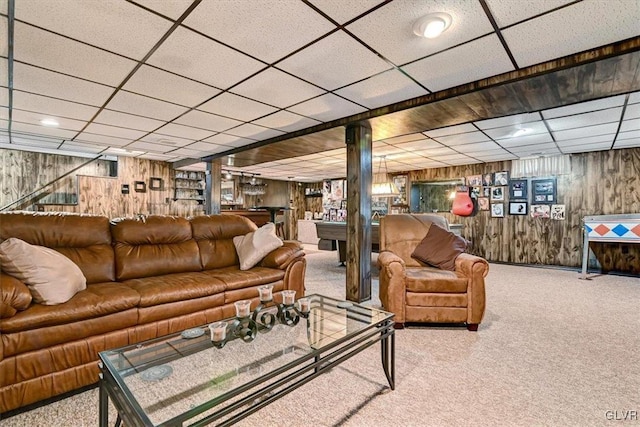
{"left": 0, "top": 212, "right": 306, "bottom": 413}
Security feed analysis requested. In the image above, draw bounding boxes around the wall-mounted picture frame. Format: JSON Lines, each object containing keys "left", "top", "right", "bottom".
{"left": 494, "top": 171, "right": 509, "bottom": 186}
{"left": 509, "top": 179, "right": 528, "bottom": 199}
{"left": 134, "top": 181, "right": 146, "bottom": 193}
{"left": 482, "top": 173, "right": 493, "bottom": 187}
{"left": 149, "top": 177, "right": 163, "bottom": 190}
{"left": 551, "top": 204, "right": 566, "bottom": 220}
{"left": 478, "top": 197, "right": 490, "bottom": 211}
{"left": 466, "top": 174, "right": 482, "bottom": 186}
{"left": 491, "top": 203, "right": 504, "bottom": 218}
{"left": 482, "top": 187, "right": 491, "bottom": 197}
{"left": 491, "top": 186, "right": 504, "bottom": 201}
{"left": 531, "top": 204, "right": 551, "bottom": 218}
{"left": 509, "top": 201, "right": 528, "bottom": 215}
{"left": 532, "top": 177, "right": 557, "bottom": 204}
{"left": 121, "top": 184, "right": 130, "bottom": 195}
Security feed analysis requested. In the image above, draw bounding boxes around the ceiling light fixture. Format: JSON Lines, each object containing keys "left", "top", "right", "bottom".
{"left": 413, "top": 13, "right": 452, "bottom": 39}
{"left": 372, "top": 155, "right": 400, "bottom": 198}
{"left": 40, "top": 118, "right": 59, "bottom": 127}
{"left": 224, "top": 171, "right": 233, "bottom": 180}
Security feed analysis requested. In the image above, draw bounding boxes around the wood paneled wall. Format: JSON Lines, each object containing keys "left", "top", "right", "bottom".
{"left": 409, "top": 148, "right": 640, "bottom": 274}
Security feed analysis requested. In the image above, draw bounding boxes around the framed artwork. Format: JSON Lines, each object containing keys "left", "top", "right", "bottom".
{"left": 482, "top": 187, "right": 491, "bottom": 197}
{"left": 134, "top": 181, "right": 146, "bottom": 193}
{"left": 509, "top": 201, "right": 528, "bottom": 215}
{"left": 494, "top": 171, "right": 509, "bottom": 186}
{"left": 491, "top": 186, "right": 504, "bottom": 201}
{"left": 478, "top": 197, "right": 490, "bottom": 211}
{"left": 121, "top": 184, "right": 130, "bottom": 195}
{"left": 509, "top": 179, "right": 527, "bottom": 199}
{"left": 466, "top": 174, "right": 482, "bottom": 186}
{"left": 531, "top": 204, "right": 551, "bottom": 218}
{"left": 482, "top": 173, "right": 493, "bottom": 187}
{"left": 471, "top": 186, "right": 481, "bottom": 198}
{"left": 392, "top": 175, "right": 407, "bottom": 205}
{"left": 532, "top": 178, "right": 557, "bottom": 203}
{"left": 551, "top": 204, "right": 566, "bottom": 220}
{"left": 331, "top": 179, "right": 345, "bottom": 200}
{"left": 149, "top": 177, "right": 163, "bottom": 190}
{"left": 491, "top": 203, "right": 504, "bottom": 218}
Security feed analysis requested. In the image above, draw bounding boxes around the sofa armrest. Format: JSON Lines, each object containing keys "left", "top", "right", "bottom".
{"left": 1, "top": 273, "right": 32, "bottom": 318}
{"left": 259, "top": 241, "right": 304, "bottom": 270}
{"left": 377, "top": 250, "right": 407, "bottom": 323}
{"left": 454, "top": 253, "right": 489, "bottom": 325}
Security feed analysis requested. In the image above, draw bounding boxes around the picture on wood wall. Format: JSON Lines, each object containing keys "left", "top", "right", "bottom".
{"left": 466, "top": 174, "right": 482, "bottom": 186}
{"left": 532, "top": 178, "right": 557, "bottom": 203}
{"left": 491, "top": 203, "right": 504, "bottom": 217}
{"left": 478, "top": 197, "right": 490, "bottom": 211}
{"left": 121, "top": 184, "right": 130, "bottom": 195}
{"left": 482, "top": 187, "right": 491, "bottom": 197}
{"left": 134, "top": 181, "right": 146, "bottom": 193}
{"left": 482, "top": 173, "right": 493, "bottom": 186}
{"left": 509, "top": 201, "right": 528, "bottom": 215}
{"left": 149, "top": 177, "right": 163, "bottom": 190}
{"left": 491, "top": 186, "right": 504, "bottom": 201}
{"left": 551, "top": 204, "right": 566, "bottom": 220}
{"left": 531, "top": 204, "right": 551, "bottom": 218}
{"left": 494, "top": 171, "right": 509, "bottom": 186}
{"left": 509, "top": 179, "right": 528, "bottom": 199}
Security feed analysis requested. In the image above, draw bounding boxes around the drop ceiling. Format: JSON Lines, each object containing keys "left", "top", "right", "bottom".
{"left": 1, "top": 0, "right": 639, "bottom": 182}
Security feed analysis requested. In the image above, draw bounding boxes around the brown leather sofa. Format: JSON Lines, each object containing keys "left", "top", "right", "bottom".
{"left": 377, "top": 214, "right": 488, "bottom": 330}
{"left": 0, "top": 212, "right": 306, "bottom": 413}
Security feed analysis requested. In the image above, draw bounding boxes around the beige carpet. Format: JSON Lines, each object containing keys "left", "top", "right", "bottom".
{"left": 2, "top": 249, "right": 639, "bottom": 426}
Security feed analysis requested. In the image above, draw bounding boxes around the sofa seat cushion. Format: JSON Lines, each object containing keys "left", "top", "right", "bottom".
{"left": 201, "top": 266, "right": 285, "bottom": 291}
{"left": 121, "top": 272, "right": 226, "bottom": 308}
{"left": 0, "top": 282, "right": 140, "bottom": 333}
{"left": 405, "top": 267, "right": 468, "bottom": 293}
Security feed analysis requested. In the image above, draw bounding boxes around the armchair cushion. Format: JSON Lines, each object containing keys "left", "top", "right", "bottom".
{"left": 411, "top": 223, "right": 467, "bottom": 271}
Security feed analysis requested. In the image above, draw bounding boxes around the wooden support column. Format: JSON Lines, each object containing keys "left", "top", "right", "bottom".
{"left": 206, "top": 159, "right": 221, "bottom": 214}
{"left": 345, "top": 122, "right": 372, "bottom": 302}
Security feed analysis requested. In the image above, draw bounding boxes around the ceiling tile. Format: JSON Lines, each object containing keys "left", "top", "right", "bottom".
{"left": 620, "top": 118, "right": 640, "bottom": 133}
{"left": 485, "top": 0, "right": 575, "bottom": 28}
{"left": 454, "top": 141, "right": 503, "bottom": 154}
{"left": 623, "top": 102, "right": 640, "bottom": 120}
{"left": 147, "top": 26, "right": 265, "bottom": 89}
{"left": 140, "top": 133, "right": 194, "bottom": 147}
{"left": 484, "top": 121, "right": 549, "bottom": 140}
{"left": 424, "top": 123, "right": 477, "bottom": 138}
{"left": 556, "top": 134, "right": 614, "bottom": 147}
{"left": 308, "top": 0, "right": 385, "bottom": 24}
{"left": 473, "top": 152, "right": 517, "bottom": 161}
{"left": 553, "top": 122, "right": 620, "bottom": 141}
{"left": 12, "top": 109, "right": 87, "bottom": 131}
{"left": 546, "top": 107, "right": 623, "bottom": 131}
{"left": 74, "top": 132, "right": 132, "bottom": 147}
{"left": 347, "top": 0, "right": 494, "bottom": 65}
{"left": 6, "top": 135, "right": 61, "bottom": 148}
{"left": 0, "top": 57, "right": 6, "bottom": 88}
{"left": 174, "top": 110, "right": 243, "bottom": 133}
{"left": 0, "top": 88, "right": 7, "bottom": 108}
{"left": 121, "top": 140, "right": 173, "bottom": 154}
{"left": 94, "top": 109, "right": 165, "bottom": 132}
{"left": 395, "top": 139, "right": 444, "bottom": 151}
{"left": 415, "top": 146, "right": 458, "bottom": 157}
{"left": 83, "top": 123, "right": 147, "bottom": 140}
{"left": 0, "top": 107, "right": 7, "bottom": 121}
{"left": 155, "top": 123, "right": 213, "bottom": 141}
{"left": 223, "top": 123, "right": 287, "bottom": 141}
{"left": 287, "top": 93, "right": 366, "bottom": 122}
{"left": 498, "top": 132, "right": 553, "bottom": 147}
{"left": 138, "top": 152, "right": 183, "bottom": 161}
{"left": 562, "top": 142, "right": 612, "bottom": 154}
{"left": 252, "top": 111, "right": 321, "bottom": 133}
{"left": 502, "top": 0, "right": 640, "bottom": 68}
{"left": 203, "top": 133, "right": 256, "bottom": 148}
{"left": 183, "top": 141, "right": 228, "bottom": 152}
{"left": 13, "top": 62, "right": 113, "bottom": 106}
{"left": 541, "top": 95, "right": 626, "bottom": 119}
{"left": 183, "top": 0, "right": 334, "bottom": 63}
{"left": 13, "top": 91, "right": 99, "bottom": 121}
{"left": 106, "top": 91, "right": 189, "bottom": 121}
{"left": 433, "top": 131, "right": 491, "bottom": 146}
{"left": 278, "top": 31, "right": 392, "bottom": 91}
{"left": 132, "top": 0, "right": 193, "bottom": 20}
{"left": 475, "top": 112, "right": 541, "bottom": 130}
{"left": 15, "top": 0, "right": 172, "bottom": 60}
{"left": 14, "top": 22, "right": 137, "bottom": 86}
{"left": 614, "top": 137, "right": 640, "bottom": 149}
{"left": 616, "top": 129, "right": 640, "bottom": 141}
{"left": 123, "top": 65, "right": 221, "bottom": 107}
{"left": 101, "top": 147, "right": 146, "bottom": 157}
{"left": 231, "top": 68, "right": 325, "bottom": 108}
{"left": 628, "top": 92, "right": 640, "bottom": 104}
{"left": 58, "top": 141, "right": 108, "bottom": 154}
{"left": 403, "top": 34, "right": 514, "bottom": 92}
{"left": 0, "top": 17, "right": 7, "bottom": 57}
{"left": 335, "top": 69, "right": 429, "bottom": 109}
{"left": 198, "top": 93, "right": 278, "bottom": 122}
{"left": 11, "top": 121, "right": 77, "bottom": 138}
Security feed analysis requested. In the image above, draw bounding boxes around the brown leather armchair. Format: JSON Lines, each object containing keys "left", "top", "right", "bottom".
{"left": 377, "top": 214, "right": 489, "bottom": 331}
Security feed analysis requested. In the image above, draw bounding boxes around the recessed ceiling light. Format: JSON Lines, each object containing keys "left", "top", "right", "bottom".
{"left": 413, "top": 13, "right": 452, "bottom": 39}
{"left": 40, "top": 118, "right": 59, "bottom": 127}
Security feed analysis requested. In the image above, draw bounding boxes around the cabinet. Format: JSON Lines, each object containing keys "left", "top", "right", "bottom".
{"left": 174, "top": 171, "right": 206, "bottom": 204}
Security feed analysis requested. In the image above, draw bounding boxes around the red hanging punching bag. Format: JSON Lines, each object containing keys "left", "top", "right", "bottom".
{"left": 451, "top": 186, "right": 474, "bottom": 216}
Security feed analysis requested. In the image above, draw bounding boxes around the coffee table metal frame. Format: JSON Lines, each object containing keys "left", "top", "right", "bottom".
{"left": 98, "top": 294, "right": 395, "bottom": 427}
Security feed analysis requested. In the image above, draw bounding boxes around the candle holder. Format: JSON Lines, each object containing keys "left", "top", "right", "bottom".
{"left": 209, "top": 290, "right": 311, "bottom": 349}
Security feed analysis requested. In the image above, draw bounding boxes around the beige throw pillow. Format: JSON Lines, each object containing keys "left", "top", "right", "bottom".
{"left": 233, "top": 223, "right": 284, "bottom": 270}
{"left": 0, "top": 238, "right": 87, "bottom": 305}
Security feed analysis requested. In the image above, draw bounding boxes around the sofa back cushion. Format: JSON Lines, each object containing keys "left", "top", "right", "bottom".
{"left": 0, "top": 211, "right": 115, "bottom": 283}
{"left": 191, "top": 215, "right": 258, "bottom": 270}
{"left": 111, "top": 215, "right": 202, "bottom": 280}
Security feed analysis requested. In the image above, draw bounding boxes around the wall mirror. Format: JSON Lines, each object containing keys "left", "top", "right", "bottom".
{"left": 410, "top": 179, "right": 465, "bottom": 213}
{"left": 221, "top": 180, "right": 235, "bottom": 203}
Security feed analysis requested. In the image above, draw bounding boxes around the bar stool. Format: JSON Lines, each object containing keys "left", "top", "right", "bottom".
{"left": 275, "top": 221, "right": 285, "bottom": 239}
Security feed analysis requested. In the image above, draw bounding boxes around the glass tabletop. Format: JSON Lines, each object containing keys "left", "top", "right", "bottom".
{"left": 100, "top": 294, "right": 393, "bottom": 426}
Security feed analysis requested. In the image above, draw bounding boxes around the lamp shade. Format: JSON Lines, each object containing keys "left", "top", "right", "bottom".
{"left": 372, "top": 156, "right": 400, "bottom": 197}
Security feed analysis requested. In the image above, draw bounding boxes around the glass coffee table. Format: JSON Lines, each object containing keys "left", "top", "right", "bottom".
{"left": 98, "top": 294, "right": 395, "bottom": 426}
